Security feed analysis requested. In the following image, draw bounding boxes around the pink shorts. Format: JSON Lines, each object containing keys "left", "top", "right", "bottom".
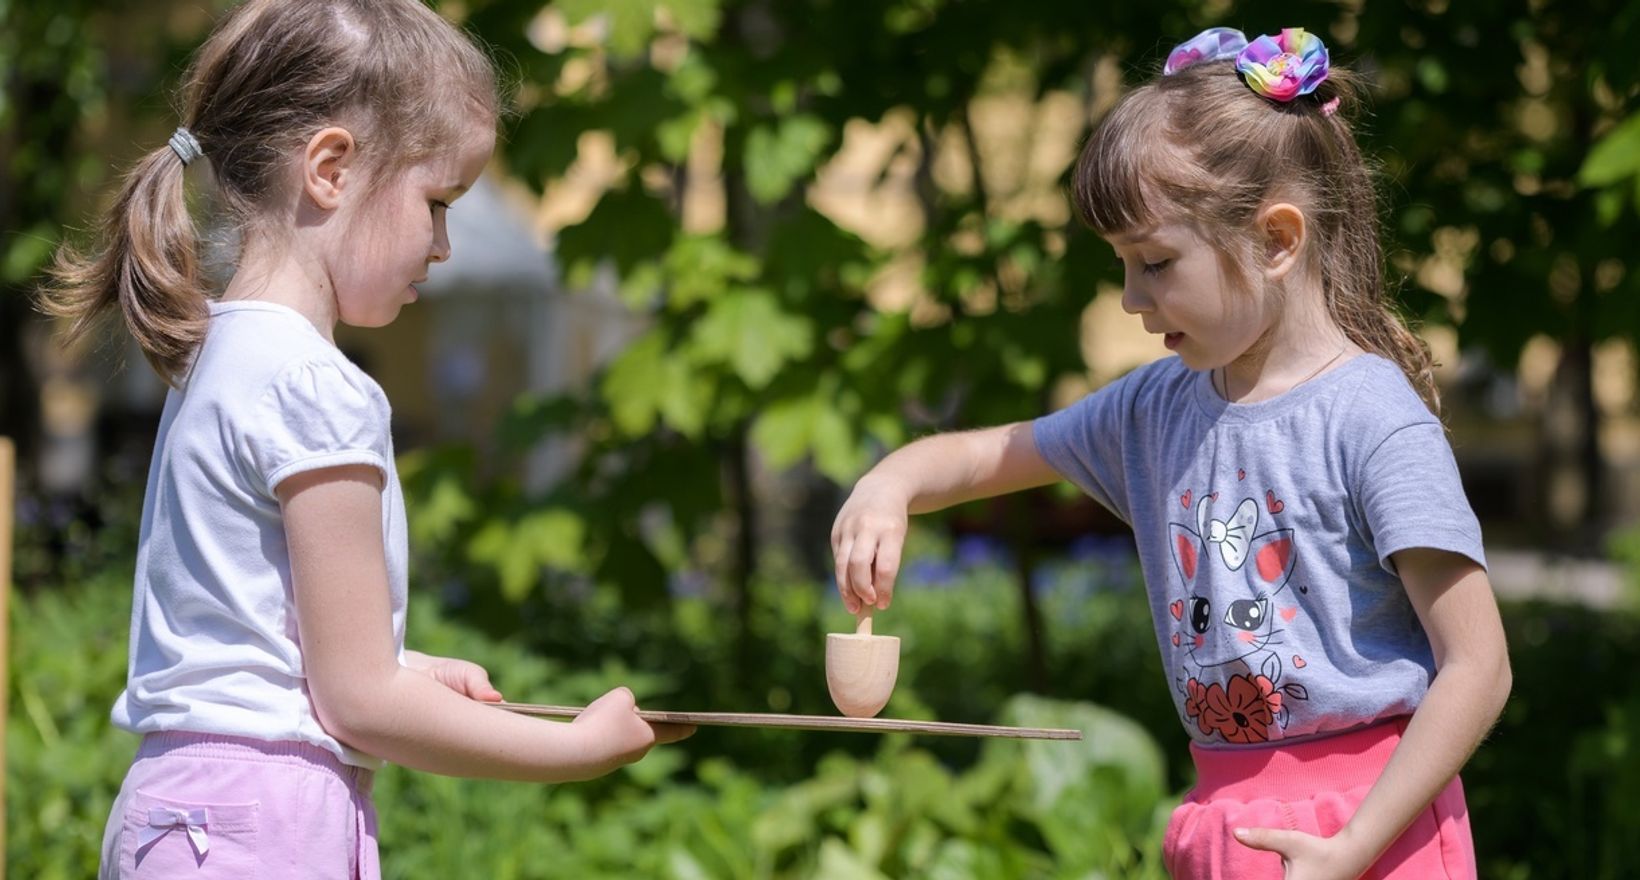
{"left": 1162, "top": 717, "right": 1476, "bottom": 879}
{"left": 99, "top": 732, "right": 380, "bottom": 880}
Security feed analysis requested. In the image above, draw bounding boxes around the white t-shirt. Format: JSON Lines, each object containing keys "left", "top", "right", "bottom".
{"left": 111, "top": 300, "right": 408, "bottom": 769}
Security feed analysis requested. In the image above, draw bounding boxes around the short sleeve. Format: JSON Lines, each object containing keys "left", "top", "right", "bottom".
{"left": 1032, "top": 375, "right": 1137, "bottom": 523}
{"left": 242, "top": 357, "right": 392, "bottom": 497}
{"left": 1355, "top": 422, "right": 1486, "bottom": 574}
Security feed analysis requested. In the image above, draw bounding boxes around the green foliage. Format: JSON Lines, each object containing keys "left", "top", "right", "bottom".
{"left": 0, "top": 1, "right": 109, "bottom": 283}
{"left": 8, "top": 568, "right": 1178, "bottom": 879}
{"left": 743, "top": 115, "right": 832, "bottom": 205}
{"left": 446, "top": 0, "right": 1640, "bottom": 614}
{"left": 18, "top": 556, "right": 1640, "bottom": 877}
{"left": 4, "top": 568, "right": 135, "bottom": 880}
{"left": 1467, "top": 599, "right": 1640, "bottom": 879}
{"left": 1579, "top": 113, "right": 1640, "bottom": 190}
{"left": 460, "top": 0, "right": 1110, "bottom": 611}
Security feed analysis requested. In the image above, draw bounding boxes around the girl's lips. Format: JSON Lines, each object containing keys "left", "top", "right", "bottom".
{"left": 1164, "top": 332, "right": 1184, "bottom": 349}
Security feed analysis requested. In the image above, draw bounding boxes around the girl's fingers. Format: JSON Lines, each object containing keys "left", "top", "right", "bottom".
{"left": 588, "top": 686, "right": 636, "bottom": 715}
{"left": 649, "top": 722, "right": 696, "bottom": 744}
{"left": 872, "top": 537, "right": 902, "bottom": 608}
{"left": 471, "top": 671, "right": 503, "bottom": 702}
{"left": 447, "top": 662, "right": 502, "bottom": 701}
{"left": 846, "top": 534, "right": 878, "bottom": 606}
{"left": 1233, "top": 826, "right": 1299, "bottom": 855}
{"left": 834, "top": 536, "right": 859, "bottom": 613}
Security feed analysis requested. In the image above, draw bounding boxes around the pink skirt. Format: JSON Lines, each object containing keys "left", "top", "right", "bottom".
{"left": 1162, "top": 717, "right": 1476, "bottom": 879}
{"left": 99, "top": 732, "right": 380, "bottom": 880}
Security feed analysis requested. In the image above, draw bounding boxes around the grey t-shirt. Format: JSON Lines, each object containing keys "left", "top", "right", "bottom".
{"left": 1034, "top": 354, "right": 1485, "bottom": 748}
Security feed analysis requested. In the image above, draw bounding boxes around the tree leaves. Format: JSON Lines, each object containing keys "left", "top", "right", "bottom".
{"left": 690, "top": 289, "right": 814, "bottom": 389}
{"left": 466, "top": 508, "right": 588, "bottom": 601}
{"left": 555, "top": 0, "right": 724, "bottom": 58}
{"left": 601, "top": 331, "right": 714, "bottom": 437}
{"left": 743, "top": 114, "right": 832, "bottom": 204}
{"left": 1584, "top": 116, "right": 1640, "bottom": 190}
{"left": 751, "top": 387, "right": 862, "bottom": 482}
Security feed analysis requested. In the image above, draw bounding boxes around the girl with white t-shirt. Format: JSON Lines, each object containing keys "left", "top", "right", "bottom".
{"left": 41, "top": 2, "right": 690, "bottom": 877}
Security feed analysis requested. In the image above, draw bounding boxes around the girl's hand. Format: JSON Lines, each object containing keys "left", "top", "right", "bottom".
{"left": 1233, "top": 826, "right": 1376, "bottom": 880}
{"left": 569, "top": 687, "right": 695, "bottom": 778}
{"left": 830, "top": 474, "right": 912, "bottom": 614}
{"left": 404, "top": 650, "right": 504, "bottom": 702}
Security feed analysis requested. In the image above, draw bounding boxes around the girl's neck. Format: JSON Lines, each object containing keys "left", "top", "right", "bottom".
{"left": 220, "top": 239, "right": 339, "bottom": 342}
{"left": 1217, "top": 281, "right": 1360, "bottom": 404}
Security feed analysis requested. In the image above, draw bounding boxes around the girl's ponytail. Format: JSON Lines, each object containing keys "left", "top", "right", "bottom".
{"left": 1335, "top": 289, "right": 1443, "bottom": 417}
{"left": 40, "top": 139, "right": 207, "bottom": 387}
{"left": 1313, "top": 94, "right": 1444, "bottom": 417}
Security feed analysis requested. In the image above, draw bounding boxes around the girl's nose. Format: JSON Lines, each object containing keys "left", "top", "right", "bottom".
{"left": 1121, "top": 281, "right": 1153, "bottom": 315}
{"left": 430, "top": 218, "right": 451, "bottom": 264}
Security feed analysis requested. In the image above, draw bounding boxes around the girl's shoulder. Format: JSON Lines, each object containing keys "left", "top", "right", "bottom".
{"left": 1331, "top": 354, "right": 1450, "bottom": 470}
{"left": 192, "top": 300, "right": 383, "bottom": 404}
{"left": 1335, "top": 354, "right": 1441, "bottom": 431}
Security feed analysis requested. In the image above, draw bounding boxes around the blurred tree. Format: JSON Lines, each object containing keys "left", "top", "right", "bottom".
{"left": 0, "top": 1, "right": 108, "bottom": 458}
{"left": 7, "top": 0, "right": 1639, "bottom": 677}
{"left": 1, "top": 2, "right": 208, "bottom": 469}
{"left": 427, "top": 0, "right": 1640, "bottom": 681}
{"left": 1354, "top": 0, "right": 1640, "bottom": 547}
{"left": 457, "top": 0, "right": 1138, "bottom": 686}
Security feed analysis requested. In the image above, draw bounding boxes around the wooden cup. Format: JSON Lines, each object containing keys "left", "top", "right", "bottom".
{"left": 825, "top": 608, "right": 900, "bottom": 718}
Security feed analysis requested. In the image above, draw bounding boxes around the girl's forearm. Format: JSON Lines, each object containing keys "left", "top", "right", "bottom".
{"left": 317, "top": 665, "right": 607, "bottom": 784}
{"left": 864, "top": 422, "right": 1057, "bottom": 515}
{"left": 1333, "top": 652, "right": 1511, "bottom": 867}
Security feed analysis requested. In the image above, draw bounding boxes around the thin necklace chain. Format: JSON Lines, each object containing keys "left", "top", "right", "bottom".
{"left": 1216, "top": 343, "right": 1349, "bottom": 402}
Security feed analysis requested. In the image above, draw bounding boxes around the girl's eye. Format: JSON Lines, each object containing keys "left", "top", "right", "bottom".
{"left": 1141, "top": 259, "right": 1172, "bottom": 276}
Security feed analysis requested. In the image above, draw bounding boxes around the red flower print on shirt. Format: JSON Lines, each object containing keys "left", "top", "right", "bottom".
{"left": 1201, "top": 674, "right": 1283, "bottom": 744}
{"left": 1184, "top": 677, "right": 1212, "bottom": 735}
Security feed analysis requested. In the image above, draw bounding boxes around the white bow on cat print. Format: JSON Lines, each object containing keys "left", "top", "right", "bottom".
{"left": 1196, "top": 497, "right": 1259, "bottom": 570}
{"left": 138, "top": 807, "right": 210, "bottom": 856}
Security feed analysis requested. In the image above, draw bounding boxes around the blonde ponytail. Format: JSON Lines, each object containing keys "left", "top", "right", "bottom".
{"left": 40, "top": 143, "right": 208, "bottom": 386}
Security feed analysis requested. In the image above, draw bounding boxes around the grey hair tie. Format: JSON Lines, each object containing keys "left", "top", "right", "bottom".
{"left": 168, "top": 127, "right": 203, "bottom": 166}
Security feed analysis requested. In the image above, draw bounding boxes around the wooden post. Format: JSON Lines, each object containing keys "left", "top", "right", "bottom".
{"left": 0, "top": 436, "right": 14, "bottom": 876}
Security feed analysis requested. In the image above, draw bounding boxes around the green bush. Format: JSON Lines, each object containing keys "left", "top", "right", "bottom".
{"left": 5, "top": 567, "right": 134, "bottom": 880}
{"left": 14, "top": 554, "right": 1640, "bottom": 877}
{"left": 6, "top": 568, "right": 1174, "bottom": 879}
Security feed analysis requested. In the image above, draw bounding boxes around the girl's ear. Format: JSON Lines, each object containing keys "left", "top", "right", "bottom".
{"left": 302, "top": 126, "right": 357, "bottom": 211}
{"left": 1258, "top": 202, "right": 1307, "bottom": 281}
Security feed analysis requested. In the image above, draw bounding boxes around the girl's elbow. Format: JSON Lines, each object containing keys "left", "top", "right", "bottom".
{"left": 1492, "top": 652, "right": 1514, "bottom": 716}
{"left": 309, "top": 676, "right": 391, "bottom": 746}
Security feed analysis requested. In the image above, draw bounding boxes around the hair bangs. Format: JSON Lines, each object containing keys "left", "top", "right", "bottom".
{"left": 1072, "top": 86, "right": 1178, "bottom": 238}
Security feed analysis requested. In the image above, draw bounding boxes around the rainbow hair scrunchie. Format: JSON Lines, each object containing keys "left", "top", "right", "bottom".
{"left": 1164, "top": 26, "right": 1331, "bottom": 104}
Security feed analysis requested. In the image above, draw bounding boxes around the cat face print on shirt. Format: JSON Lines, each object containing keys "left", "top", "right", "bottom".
{"left": 1167, "top": 488, "right": 1310, "bottom": 743}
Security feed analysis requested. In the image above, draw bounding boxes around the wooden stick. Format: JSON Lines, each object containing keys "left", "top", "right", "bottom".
{"left": 855, "top": 606, "right": 872, "bottom": 636}
{"left": 494, "top": 701, "right": 1081, "bottom": 740}
{"left": 1, "top": 436, "right": 14, "bottom": 876}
